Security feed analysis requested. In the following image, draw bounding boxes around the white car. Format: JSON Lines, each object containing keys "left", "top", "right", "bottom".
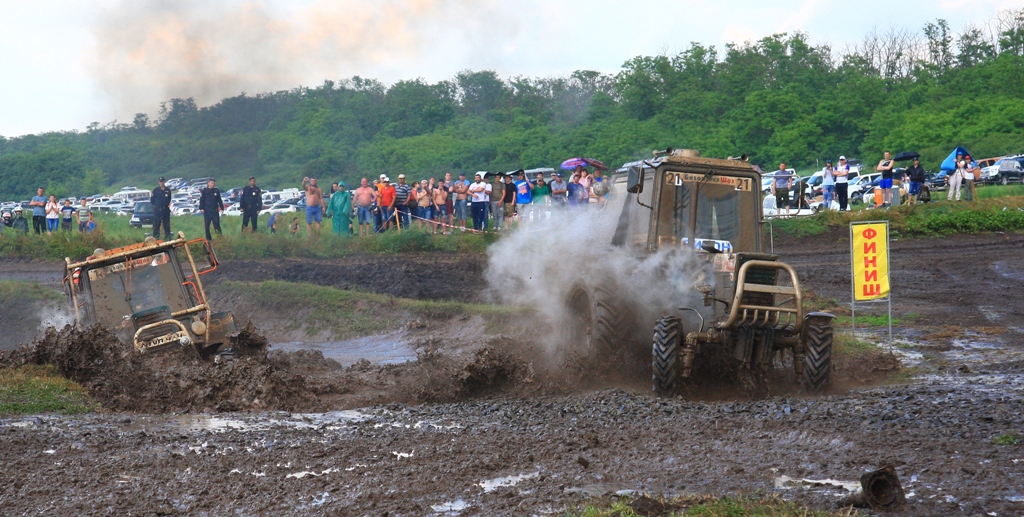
{"left": 260, "top": 203, "right": 297, "bottom": 215}
{"left": 762, "top": 195, "right": 817, "bottom": 217}
{"left": 223, "top": 204, "right": 243, "bottom": 216}
{"left": 809, "top": 199, "right": 841, "bottom": 211}
{"left": 172, "top": 206, "right": 201, "bottom": 216}
{"left": 847, "top": 173, "right": 881, "bottom": 200}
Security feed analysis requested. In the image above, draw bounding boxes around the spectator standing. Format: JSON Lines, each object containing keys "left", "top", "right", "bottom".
{"left": 267, "top": 212, "right": 278, "bottom": 234}
{"left": 577, "top": 166, "right": 591, "bottom": 191}
{"left": 45, "top": 195, "right": 60, "bottom": 234}
{"left": 415, "top": 180, "right": 432, "bottom": 229}
{"left": 30, "top": 187, "right": 47, "bottom": 234}
{"left": 468, "top": 173, "right": 492, "bottom": 231}
{"left": 514, "top": 170, "right": 533, "bottom": 224}
{"left": 588, "top": 170, "right": 606, "bottom": 206}
{"left": 393, "top": 174, "right": 413, "bottom": 230}
{"left": 432, "top": 179, "right": 449, "bottom": 234}
{"left": 198, "top": 179, "right": 224, "bottom": 240}
{"left": 326, "top": 181, "right": 352, "bottom": 237}
{"left": 835, "top": 156, "right": 851, "bottom": 211}
{"left": 379, "top": 177, "right": 396, "bottom": 231}
{"left": 151, "top": 177, "right": 173, "bottom": 239}
{"left": 906, "top": 158, "right": 925, "bottom": 205}
{"left": 533, "top": 173, "right": 551, "bottom": 219}
{"left": 451, "top": 172, "right": 469, "bottom": 230}
{"left": 876, "top": 151, "right": 895, "bottom": 207}
{"left": 550, "top": 172, "right": 568, "bottom": 207}
{"left": 240, "top": 176, "right": 263, "bottom": 233}
{"left": 302, "top": 177, "right": 326, "bottom": 237}
{"left": 76, "top": 199, "right": 88, "bottom": 232}
{"left": 489, "top": 173, "right": 505, "bottom": 230}
{"left": 501, "top": 174, "right": 517, "bottom": 227}
{"left": 442, "top": 172, "right": 455, "bottom": 229}
{"left": 963, "top": 155, "right": 977, "bottom": 202}
{"left": 353, "top": 178, "right": 376, "bottom": 236}
{"left": 12, "top": 208, "right": 29, "bottom": 234}
{"left": 821, "top": 160, "right": 835, "bottom": 209}
{"left": 948, "top": 153, "right": 965, "bottom": 202}
{"left": 770, "top": 163, "right": 794, "bottom": 217}
{"left": 567, "top": 172, "right": 583, "bottom": 209}
{"left": 83, "top": 211, "right": 96, "bottom": 232}
{"left": 60, "top": 200, "right": 75, "bottom": 232}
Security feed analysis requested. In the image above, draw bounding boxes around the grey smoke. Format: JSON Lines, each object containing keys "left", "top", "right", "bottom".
{"left": 87, "top": 0, "right": 517, "bottom": 120}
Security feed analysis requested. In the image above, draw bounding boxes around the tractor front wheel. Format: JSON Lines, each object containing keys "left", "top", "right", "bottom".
{"left": 801, "top": 315, "right": 834, "bottom": 393}
{"left": 652, "top": 316, "right": 681, "bottom": 394}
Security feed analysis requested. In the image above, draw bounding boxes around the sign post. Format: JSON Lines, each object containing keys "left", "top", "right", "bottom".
{"left": 850, "top": 221, "right": 892, "bottom": 342}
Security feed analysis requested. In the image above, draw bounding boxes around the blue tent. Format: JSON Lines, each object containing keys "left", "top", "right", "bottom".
{"left": 940, "top": 146, "right": 971, "bottom": 171}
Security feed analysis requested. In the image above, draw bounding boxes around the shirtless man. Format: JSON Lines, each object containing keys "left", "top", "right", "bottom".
{"left": 452, "top": 172, "right": 470, "bottom": 230}
{"left": 353, "top": 178, "right": 376, "bottom": 236}
{"left": 302, "top": 177, "right": 326, "bottom": 237}
{"left": 431, "top": 178, "right": 448, "bottom": 234}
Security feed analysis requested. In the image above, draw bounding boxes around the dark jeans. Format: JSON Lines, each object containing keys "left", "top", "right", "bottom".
{"left": 153, "top": 208, "right": 171, "bottom": 238}
{"left": 203, "top": 212, "right": 222, "bottom": 240}
{"left": 471, "top": 201, "right": 488, "bottom": 230}
{"left": 32, "top": 216, "right": 45, "bottom": 234}
{"left": 396, "top": 205, "right": 410, "bottom": 229}
{"left": 242, "top": 209, "right": 259, "bottom": 232}
{"left": 835, "top": 183, "right": 849, "bottom": 211}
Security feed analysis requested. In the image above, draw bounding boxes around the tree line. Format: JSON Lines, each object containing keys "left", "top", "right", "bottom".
{"left": 1, "top": 11, "right": 1023, "bottom": 198}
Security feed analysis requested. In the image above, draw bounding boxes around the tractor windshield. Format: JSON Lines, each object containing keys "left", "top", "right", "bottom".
{"left": 655, "top": 171, "right": 759, "bottom": 252}
{"left": 83, "top": 251, "right": 190, "bottom": 327}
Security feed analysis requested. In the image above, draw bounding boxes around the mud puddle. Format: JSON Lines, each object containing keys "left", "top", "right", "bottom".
{"left": 273, "top": 331, "right": 417, "bottom": 366}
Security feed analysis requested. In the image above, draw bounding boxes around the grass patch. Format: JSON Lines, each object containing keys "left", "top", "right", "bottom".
{"left": 565, "top": 494, "right": 851, "bottom": 517}
{"left": 0, "top": 280, "right": 64, "bottom": 303}
{"left": 0, "top": 365, "right": 97, "bottom": 415}
{"left": 771, "top": 193, "right": 1024, "bottom": 240}
{"left": 833, "top": 332, "right": 878, "bottom": 356}
{"left": 994, "top": 433, "right": 1022, "bottom": 446}
{"left": 218, "top": 280, "right": 521, "bottom": 340}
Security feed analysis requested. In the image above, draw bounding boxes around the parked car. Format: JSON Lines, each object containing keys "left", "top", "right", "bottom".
{"left": 223, "top": 203, "right": 243, "bottom": 216}
{"left": 261, "top": 203, "right": 297, "bottom": 215}
{"left": 980, "top": 159, "right": 1005, "bottom": 184}
{"left": 847, "top": 172, "right": 881, "bottom": 202}
{"left": 762, "top": 195, "right": 816, "bottom": 217}
{"left": 996, "top": 155, "right": 1024, "bottom": 185}
{"left": 129, "top": 201, "right": 155, "bottom": 228}
{"left": 926, "top": 171, "right": 949, "bottom": 191}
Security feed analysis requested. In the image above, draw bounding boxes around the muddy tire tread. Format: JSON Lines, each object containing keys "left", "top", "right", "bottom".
{"left": 802, "top": 318, "right": 833, "bottom": 392}
{"left": 652, "top": 316, "right": 680, "bottom": 394}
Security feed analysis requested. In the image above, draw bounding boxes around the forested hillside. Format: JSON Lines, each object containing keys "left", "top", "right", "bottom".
{"left": 2, "top": 15, "right": 1023, "bottom": 198}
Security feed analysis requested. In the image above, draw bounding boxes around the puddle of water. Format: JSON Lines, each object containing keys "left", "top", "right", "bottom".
{"left": 774, "top": 475, "right": 860, "bottom": 493}
{"left": 170, "top": 410, "right": 369, "bottom": 432}
{"left": 993, "top": 261, "right": 1024, "bottom": 282}
{"left": 478, "top": 471, "right": 539, "bottom": 492}
{"left": 274, "top": 331, "right": 416, "bottom": 366}
{"left": 432, "top": 498, "right": 469, "bottom": 514}
{"left": 392, "top": 451, "right": 414, "bottom": 459}
{"left": 563, "top": 484, "right": 640, "bottom": 497}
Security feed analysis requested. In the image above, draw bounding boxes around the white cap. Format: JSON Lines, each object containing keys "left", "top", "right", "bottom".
{"left": 380, "top": 174, "right": 387, "bottom": 180}
{"left": 839, "top": 155, "right": 846, "bottom": 161}
{"left": 398, "top": 174, "right": 406, "bottom": 179}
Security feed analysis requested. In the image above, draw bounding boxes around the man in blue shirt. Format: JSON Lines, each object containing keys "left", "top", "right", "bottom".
{"left": 29, "top": 187, "right": 47, "bottom": 234}
{"left": 770, "top": 163, "right": 794, "bottom": 217}
{"left": 514, "top": 170, "right": 533, "bottom": 223}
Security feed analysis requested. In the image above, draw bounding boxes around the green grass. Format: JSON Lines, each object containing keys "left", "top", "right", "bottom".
{"left": 0, "top": 213, "right": 495, "bottom": 262}
{"left": 771, "top": 193, "right": 1024, "bottom": 240}
{"left": 218, "top": 280, "right": 521, "bottom": 340}
{"left": 994, "top": 433, "right": 1022, "bottom": 446}
{"left": 0, "top": 365, "right": 98, "bottom": 415}
{"left": 565, "top": 495, "right": 852, "bottom": 517}
{"left": 833, "top": 332, "right": 878, "bottom": 356}
{"left": 0, "top": 280, "right": 63, "bottom": 303}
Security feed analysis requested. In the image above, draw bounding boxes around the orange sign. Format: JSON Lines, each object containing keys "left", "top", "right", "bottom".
{"left": 851, "top": 222, "right": 890, "bottom": 301}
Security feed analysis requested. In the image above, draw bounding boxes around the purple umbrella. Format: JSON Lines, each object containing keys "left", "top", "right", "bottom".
{"left": 560, "top": 157, "right": 608, "bottom": 171}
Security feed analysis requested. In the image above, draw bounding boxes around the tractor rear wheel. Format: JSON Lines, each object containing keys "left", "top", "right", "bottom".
{"left": 652, "top": 316, "right": 681, "bottom": 394}
{"left": 801, "top": 316, "right": 834, "bottom": 392}
{"left": 562, "top": 284, "right": 634, "bottom": 365}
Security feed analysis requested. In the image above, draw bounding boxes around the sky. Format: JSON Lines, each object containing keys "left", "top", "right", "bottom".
{"left": 0, "top": 0, "right": 1020, "bottom": 137}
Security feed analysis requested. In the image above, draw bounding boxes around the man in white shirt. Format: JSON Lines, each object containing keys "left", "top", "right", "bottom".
{"left": 468, "top": 173, "right": 492, "bottom": 231}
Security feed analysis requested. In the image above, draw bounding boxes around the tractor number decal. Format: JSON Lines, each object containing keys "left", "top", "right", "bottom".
{"left": 665, "top": 172, "right": 752, "bottom": 191}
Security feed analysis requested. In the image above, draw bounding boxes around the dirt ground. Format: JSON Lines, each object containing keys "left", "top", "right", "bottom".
{"left": 2, "top": 232, "right": 1024, "bottom": 515}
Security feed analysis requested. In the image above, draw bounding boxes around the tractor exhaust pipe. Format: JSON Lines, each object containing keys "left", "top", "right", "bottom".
{"left": 839, "top": 465, "right": 906, "bottom": 511}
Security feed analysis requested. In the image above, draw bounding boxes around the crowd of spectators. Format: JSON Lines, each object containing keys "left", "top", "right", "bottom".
{"left": 1, "top": 186, "right": 96, "bottom": 236}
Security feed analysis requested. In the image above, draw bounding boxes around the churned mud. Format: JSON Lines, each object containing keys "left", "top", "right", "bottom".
{"left": 1, "top": 232, "right": 1023, "bottom": 515}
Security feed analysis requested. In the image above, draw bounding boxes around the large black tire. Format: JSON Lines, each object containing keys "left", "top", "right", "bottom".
{"left": 563, "top": 284, "right": 635, "bottom": 364}
{"left": 652, "top": 316, "right": 681, "bottom": 394}
{"left": 801, "top": 316, "right": 834, "bottom": 392}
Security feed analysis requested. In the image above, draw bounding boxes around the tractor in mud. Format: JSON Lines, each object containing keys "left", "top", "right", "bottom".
{"left": 563, "top": 149, "right": 834, "bottom": 393}
{"left": 62, "top": 232, "right": 237, "bottom": 357}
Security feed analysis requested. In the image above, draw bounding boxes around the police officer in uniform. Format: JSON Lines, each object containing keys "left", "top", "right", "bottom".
{"left": 198, "top": 178, "right": 224, "bottom": 240}
{"left": 150, "top": 176, "right": 173, "bottom": 239}
{"left": 240, "top": 176, "right": 263, "bottom": 232}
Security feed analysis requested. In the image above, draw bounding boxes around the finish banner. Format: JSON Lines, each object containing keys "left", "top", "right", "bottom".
{"left": 851, "top": 221, "right": 890, "bottom": 301}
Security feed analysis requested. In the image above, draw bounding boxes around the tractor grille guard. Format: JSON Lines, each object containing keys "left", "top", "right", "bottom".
{"left": 720, "top": 260, "right": 804, "bottom": 334}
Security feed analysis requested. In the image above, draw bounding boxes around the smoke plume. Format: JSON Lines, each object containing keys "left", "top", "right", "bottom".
{"left": 88, "top": 0, "right": 515, "bottom": 120}
{"left": 485, "top": 186, "right": 704, "bottom": 357}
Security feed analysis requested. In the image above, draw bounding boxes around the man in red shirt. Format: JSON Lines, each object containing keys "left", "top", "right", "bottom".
{"left": 378, "top": 177, "right": 397, "bottom": 231}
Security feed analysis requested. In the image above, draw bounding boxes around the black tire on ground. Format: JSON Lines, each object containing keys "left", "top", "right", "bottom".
{"left": 652, "top": 316, "right": 681, "bottom": 394}
{"left": 801, "top": 316, "right": 834, "bottom": 393}
{"left": 563, "top": 284, "right": 635, "bottom": 364}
